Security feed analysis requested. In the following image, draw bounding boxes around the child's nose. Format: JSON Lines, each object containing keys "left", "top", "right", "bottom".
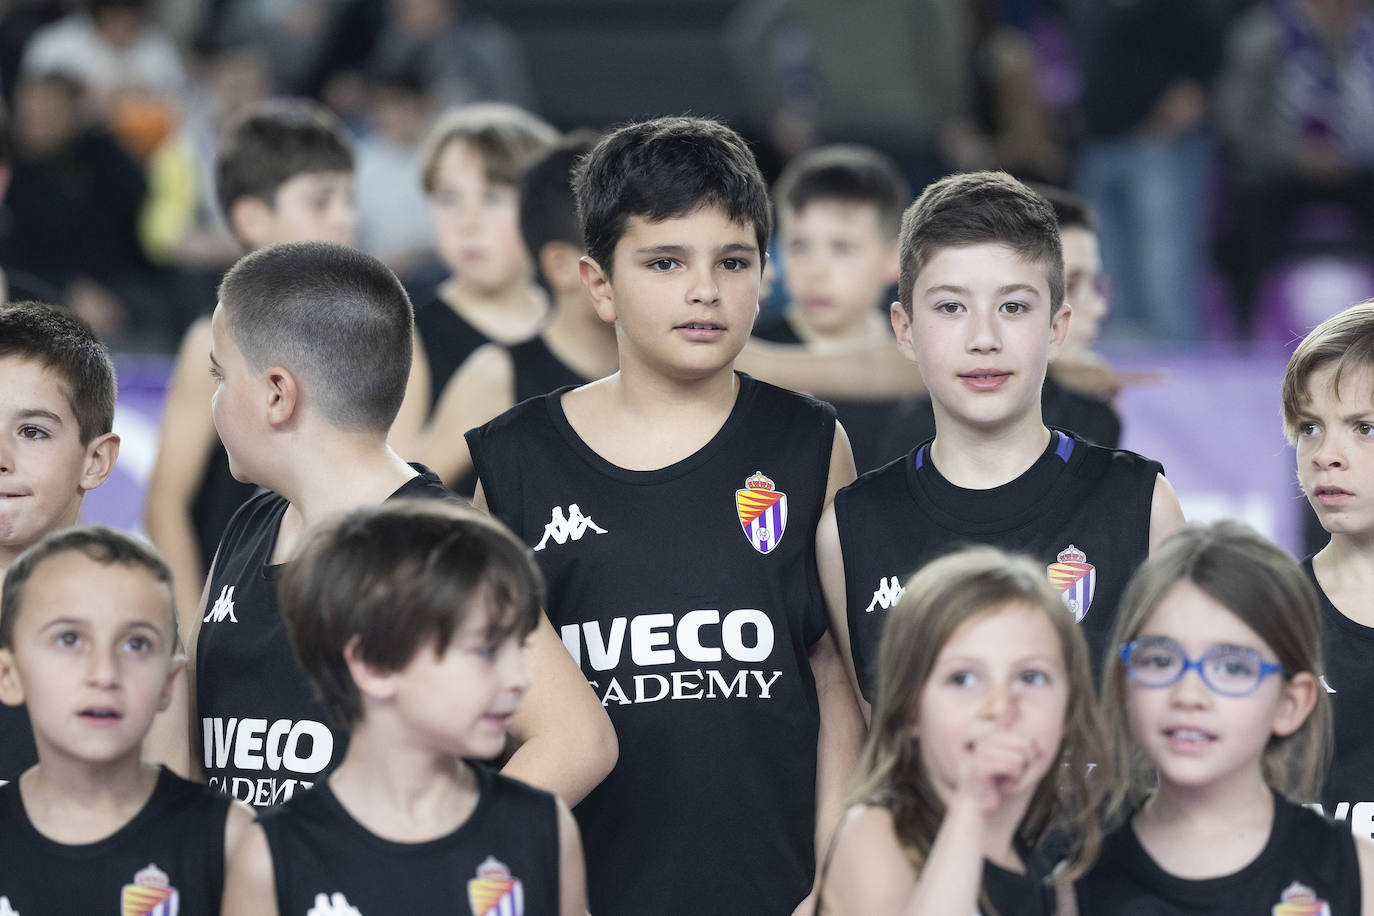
{"left": 965, "top": 309, "right": 1001, "bottom": 352}
{"left": 86, "top": 647, "right": 120, "bottom": 688}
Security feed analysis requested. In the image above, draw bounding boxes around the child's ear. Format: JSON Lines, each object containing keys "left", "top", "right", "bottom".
{"left": 890, "top": 302, "right": 918, "bottom": 365}
{"left": 1048, "top": 302, "right": 1073, "bottom": 358}
{"left": 580, "top": 256, "right": 617, "bottom": 325}
{"left": 78, "top": 431, "right": 121, "bottom": 492}
{"left": 1272, "top": 671, "right": 1319, "bottom": 738}
{"left": 157, "top": 653, "right": 188, "bottom": 713}
{"left": 229, "top": 197, "right": 273, "bottom": 250}
{"left": 0, "top": 649, "right": 25, "bottom": 707}
{"left": 343, "top": 636, "right": 399, "bottom": 703}
{"left": 263, "top": 367, "right": 300, "bottom": 429}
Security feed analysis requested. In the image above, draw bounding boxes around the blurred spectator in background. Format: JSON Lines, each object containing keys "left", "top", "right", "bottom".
{"left": 1064, "top": 0, "right": 1227, "bottom": 342}
{"left": 1218, "top": 0, "right": 1374, "bottom": 328}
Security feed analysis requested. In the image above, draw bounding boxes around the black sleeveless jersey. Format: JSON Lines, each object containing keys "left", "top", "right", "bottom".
{"left": 1076, "top": 793, "right": 1361, "bottom": 914}
{"left": 877, "top": 377, "right": 1122, "bottom": 466}
{"left": 510, "top": 334, "right": 587, "bottom": 404}
{"left": 415, "top": 293, "right": 491, "bottom": 411}
{"left": 258, "top": 763, "right": 559, "bottom": 915}
{"left": 0, "top": 705, "right": 34, "bottom": 785}
{"left": 468, "top": 372, "right": 836, "bottom": 916}
{"left": 1307, "top": 556, "right": 1374, "bottom": 840}
{"left": 197, "top": 465, "right": 454, "bottom": 807}
{"left": 191, "top": 444, "right": 258, "bottom": 574}
{"left": 0, "top": 767, "right": 231, "bottom": 915}
{"left": 750, "top": 314, "right": 901, "bottom": 474}
{"left": 836, "top": 430, "right": 1159, "bottom": 701}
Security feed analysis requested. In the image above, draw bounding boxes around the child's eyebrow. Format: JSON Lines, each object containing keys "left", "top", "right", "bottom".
{"left": 17, "top": 408, "right": 63, "bottom": 424}
{"left": 923, "top": 282, "right": 1041, "bottom": 298}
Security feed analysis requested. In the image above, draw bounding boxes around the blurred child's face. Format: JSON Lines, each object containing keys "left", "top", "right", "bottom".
{"left": 780, "top": 200, "right": 898, "bottom": 338}
{"left": 209, "top": 305, "right": 269, "bottom": 486}
{"left": 914, "top": 602, "right": 1068, "bottom": 805}
{"left": 259, "top": 171, "right": 356, "bottom": 248}
{"left": 1295, "top": 361, "right": 1374, "bottom": 539}
{"left": 389, "top": 606, "right": 530, "bottom": 760}
{"left": 583, "top": 205, "right": 761, "bottom": 382}
{"left": 1124, "top": 581, "right": 1310, "bottom": 796}
{"left": 0, "top": 551, "right": 180, "bottom": 768}
{"left": 892, "top": 242, "right": 1068, "bottom": 433}
{"left": 0, "top": 357, "right": 116, "bottom": 562}
{"left": 1060, "top": 227, "right": 1107, "bottom": 359}
{"left": 428, "top": 140, "right": 531, "bottom": 295}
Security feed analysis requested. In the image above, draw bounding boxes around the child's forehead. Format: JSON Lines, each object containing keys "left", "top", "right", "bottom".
{"left": 1141, "top": 579, "right": 1270, "bottom": 653}
{"left": 913, "top": 241, "right": 1051, "bottom": 293}
{"left": 0, "top": 355, "right": 79, "bottom": 424}
{"left": 782, "top": 197, "right": 886, "bottom": 232}
{"left": 21, "top": 552, "right": 174, "bottom": 630}
{"left": 937, "top": 601, "right": 1063, "bottom": 661}
{"left": 1303, "top": 358, "right": 1374, "bottom": 409}
{"left": 618, "top": 205, "right": 757, "bottom": 247}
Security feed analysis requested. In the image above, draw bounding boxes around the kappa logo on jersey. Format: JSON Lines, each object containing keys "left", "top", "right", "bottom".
{"left": 1320, "top": 675, "right": 1336, "bottom": 694}
{"left": 306, "top": 893, "right": 363, "bottom": 916}
{"left": 1272, "top": 880, "right": 1331, "bottom": 915}
{"left": 0, "top": 897, "right": 19, "bottom": 916}
{"left": 1047, "top": 545, "right": 1095, "bottom": 623}
{"left": 736, "top": 471, "right": 788, "bottom": 555}
{"left": 203, "top": 585, "right": 237, "bottom": 623}
{"left": 468, "top": 855, "right": 524, "bottom": 916}
{"left": 121, "top": 863, "right": 179, "bottom": 916}
{"left": 865, "top": 576, "right": 905, "bottom": 614}
{"left": 533, "top": 504, "right": 607, "bottom": 551}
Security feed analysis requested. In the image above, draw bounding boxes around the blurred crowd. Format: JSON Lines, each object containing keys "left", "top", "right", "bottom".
{"left": 0, "top": 0, "right": 1371, "bottom": 352}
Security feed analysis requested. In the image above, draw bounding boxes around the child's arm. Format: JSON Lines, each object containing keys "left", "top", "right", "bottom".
{"left": 1147, "top": 474, "right": 1186, "bottom": 553}
{"left": 144, "top": 318, "right": 218, "bottom": 622}
{"left": 143, "top": 549, "right": 216, "bottom": 778}
{"left": 221, "top": 822, "right": 280, "bottom": 916}
{"left": 386, "top": 328, "right": 432, "bottom": 458}
{"left": 555, "top": 796, "right": 589, "bottom": 916}
{"left": 414, "top": 344, "right": 515, "bottom": 484}
{"left": 816, "top": 504, "right": 868, "bottom": 723}
{"left": 737, "top": 337, "right": 927, "bottom": 401}
{"left": 473, "top": 483, "right": 619, "bottom": 805}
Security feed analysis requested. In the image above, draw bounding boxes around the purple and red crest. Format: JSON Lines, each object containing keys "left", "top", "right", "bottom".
{"left": 736, "top": 471, "right": 788, "bottom": 555}
{"left": 1047, "top": 544, "right": 1095, "bottom": 623}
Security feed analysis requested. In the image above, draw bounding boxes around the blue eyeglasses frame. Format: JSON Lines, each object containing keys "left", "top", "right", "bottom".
{"left": 1118, "top": 637, "right": 1286, "bottom": 697}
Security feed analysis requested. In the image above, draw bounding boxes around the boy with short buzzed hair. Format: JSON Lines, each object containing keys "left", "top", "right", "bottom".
{"left": 818, "top": 171, "right": 1184, "bottom": 712}
{"left": 468, "top": 115, "right": 864, "bottom": 916}
{"left": 1283, "top": 301, "right": 1374, "bottom": 841}
{"left": 223, "top": 500, "right": 586, "bottom": 915}
{"left": 0, "top": 301, "right": 121, "bottom": 782}
{"left": 0, "top": 526, "right": 251, "bottom": 913}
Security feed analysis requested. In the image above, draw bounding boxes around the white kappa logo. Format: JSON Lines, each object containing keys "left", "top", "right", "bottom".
{"left": 0, "top": 896, "right": 20, "bottom": 916}
{"left": 533, "top": 504, "right": 607, "bottom": 551}
{"left": 864, "top": 576, "right": 905, "bottom": 614}
{"left": 1321, "top": 675, "right": 1337, "bottom": 694}
{"left": 203, "top": 585, "right": 238, "bottom": 623}
{"left": 307, "top": 893, "right": 363, "bottom": 916}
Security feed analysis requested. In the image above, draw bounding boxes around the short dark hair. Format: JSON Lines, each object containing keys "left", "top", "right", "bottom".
{"left": 0, "top": 301, "right": 115, "bottom": 444}
{"left": 215, "top": 99, "right": 354, "bottom": 231}
{"left": 1282, "top": 301, "right": 1374, "bottom": 444}
{"left": 519, "top": 131, "right": 599, "bottom": 268}
{"left": 898, "top": 171, "right": 1064, "bottom": 318}
{"left": 1030, "top": 183, "right": 1096, "bottom": 233}
{"left": 217, "top": 241, "right": 413, "bottom": 433}
{"left": 774, "top": 145, "right": 910, "bottom": 237}
{"left": 278, "top": 500, "right": 545, "bottom": 727}
{"left": 418, "top": 102, "right": 558, "bottom": 194}
{"left": 573, "top": 116, "right": 772, "bottom": 277}
{"left": 1, "top": 526, "right": 174, "bottom": 651}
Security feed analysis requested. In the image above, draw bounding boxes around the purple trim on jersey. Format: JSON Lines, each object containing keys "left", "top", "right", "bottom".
{"left": 1054, "top": 430, "right": 1075, "bottom": 463}
{"left": 914, "top": 444, "right": 927, "bottom": 469}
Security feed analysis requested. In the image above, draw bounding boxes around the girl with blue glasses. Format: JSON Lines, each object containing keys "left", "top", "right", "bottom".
{"left": 1077, "top": 520, "right": 1374, "bottom": 914}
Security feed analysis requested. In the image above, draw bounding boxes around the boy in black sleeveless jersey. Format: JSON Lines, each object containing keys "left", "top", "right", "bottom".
{"left": 223, "top": 501, "right": 586, "bottom": 915}
{"left": 817, "top": 171, "right": 1185, "bottom": 712}
{"left": 157, "top": 241, "right": 615, "bottom": 810}
{"left": 468, "top": 116, "right": 865, "bottom": 916}
{"left": 1282, "top": 301, "right": 1374, "bottom": 842}
{"left": 0, "top": 303, "right": 121, "bottom": 783}
{"left": 418, "top": 133, "right": 619, "bottom": 484}
{"left": 0, "top": 527, "right": 251, "bottom": 913}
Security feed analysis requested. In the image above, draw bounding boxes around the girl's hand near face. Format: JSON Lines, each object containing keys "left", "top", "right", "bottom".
{"left": 956, "top": 691, "right": 1047, "bottom": 816}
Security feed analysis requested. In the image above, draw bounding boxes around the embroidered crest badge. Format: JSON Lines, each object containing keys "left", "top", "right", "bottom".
{"left": 468, "top": 855, "right": 524, "bottom": 916}
{"left": 736, "top": 471, "right": 788, "bottom": 555}
{"left": 121, "top": 863, "right": 179, "bottom": 916}
{"left": 1272, "top": 880, "right": 1332, "bottom": 915}
{"left": 1047, "top": 545, "right": 1095, "bottom": 623}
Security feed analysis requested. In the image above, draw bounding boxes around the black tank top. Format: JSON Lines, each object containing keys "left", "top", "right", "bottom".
{"left": 836, "top": 430, "right": 1159, "bottom": 700}
{"left": 415, "top": 293, "right": 491, "bottom": 411}
{"left": 509, "top": 335, "right": 588, "bottom": 404}
{"left": 0, "top": 767, "right": 230, "bottom": 915}
{"left": 197, "top": 466, "right": 454, "bottom": 807}
{"left": 1308, "top": 556, "right": 1374, "bottom": 840}
{"left": 0, "top": 705, "right": 34, "bottom": 785}
{"left": 468, "top": 373, "right": 836, "bottom": 916}
{"left": 191, "top": 444, "right": 258, "bottom": 574}
{"left": 1076, "top": 792, "right": 1360, "bottom": 914}
{"left": 258, "top": 763, "right": 559, "bottom": 915}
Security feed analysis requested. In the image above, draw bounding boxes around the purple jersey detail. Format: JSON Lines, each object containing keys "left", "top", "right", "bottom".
{"left": 914, "top": 444, "right": 927, "bottom": 470}
{"left": 1054, "top": 429, "right": 1075, "bottom": 463}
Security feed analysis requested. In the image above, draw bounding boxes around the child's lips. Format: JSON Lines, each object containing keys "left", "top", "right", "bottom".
{"left": 959, "top": 369, "right": 1011, "bottom": 391}
{"left": 78, "top": 706, "right": 123, "bottom": 724}
{"left": 1163, "top": 725, "right": 1216, "bottom": 753}
{"left": 675, "top": 320, "right": 726, "bottom": 341}
{"left": 1314, "top": 485, "right": 1355, "bottom": 506}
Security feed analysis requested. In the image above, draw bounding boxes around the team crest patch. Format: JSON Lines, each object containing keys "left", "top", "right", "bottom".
{"left": 468, "top": 855, "right": 524, "bottom": 916}
{"left": 1272, "top": 880, "right": 1331, "bottom": 915}
{"left": 121, "top": 863, "right": 179, "bottom": 916}
{"left": 736, "top": 471, "right": 788, "bottom": 555}
{"left": 1047, "top": 545, "right": 1095, "bottom": 623}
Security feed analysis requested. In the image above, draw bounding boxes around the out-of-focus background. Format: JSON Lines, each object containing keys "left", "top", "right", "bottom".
{"left": 2, "top": 0, "right": 1364, "bottom": 556}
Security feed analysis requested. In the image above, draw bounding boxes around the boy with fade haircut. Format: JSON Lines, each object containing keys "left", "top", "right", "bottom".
{"left": 223, "top": 500, "right": 586, "bottom": 915}
{"left": 467, "top": 115, "right": 866, "bottom": 916}
{"left": 0, "top": 526, "right": 252, "bottom": 913}
{"left": 0, "top": 302, "right": 121, "bottom": 782}
{"left": 417, "top": 132, "right": 619, "bottom": 483}
{"left": 1283, "top": 301, "right": 1374, "bottom": 842}
{"left": 818, "top": 171, "right": 1185, "bottom": 714}
{"left": 158, "top": 240, "right": 615, "bottom": 810}
{"left": 751, "top": 144, "right": 910, "bottom": 473}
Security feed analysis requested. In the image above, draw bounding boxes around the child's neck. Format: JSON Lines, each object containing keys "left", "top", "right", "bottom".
{"left": 440, "top": 277, "right": 548, "bottom": 343}
{"left": 327, "top": 726, "right": 481, "bottom": 844}
{"left": 541, "top": 290, "right": 619, "bottom": 381}
{"left": 1132, "top": 765, "right": 1274, "bottom": 880}
{"left": 787, "top": 307, "right": 889, "bottom": 350}
{"left": 928, "top": 414, "right": 1052, "bottom": 490}
{"left": 1313, "top": 534, "right": 1374, "bottom": 627}
{"left": 19, "top": 754, "right": 159, "bottom": 845}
